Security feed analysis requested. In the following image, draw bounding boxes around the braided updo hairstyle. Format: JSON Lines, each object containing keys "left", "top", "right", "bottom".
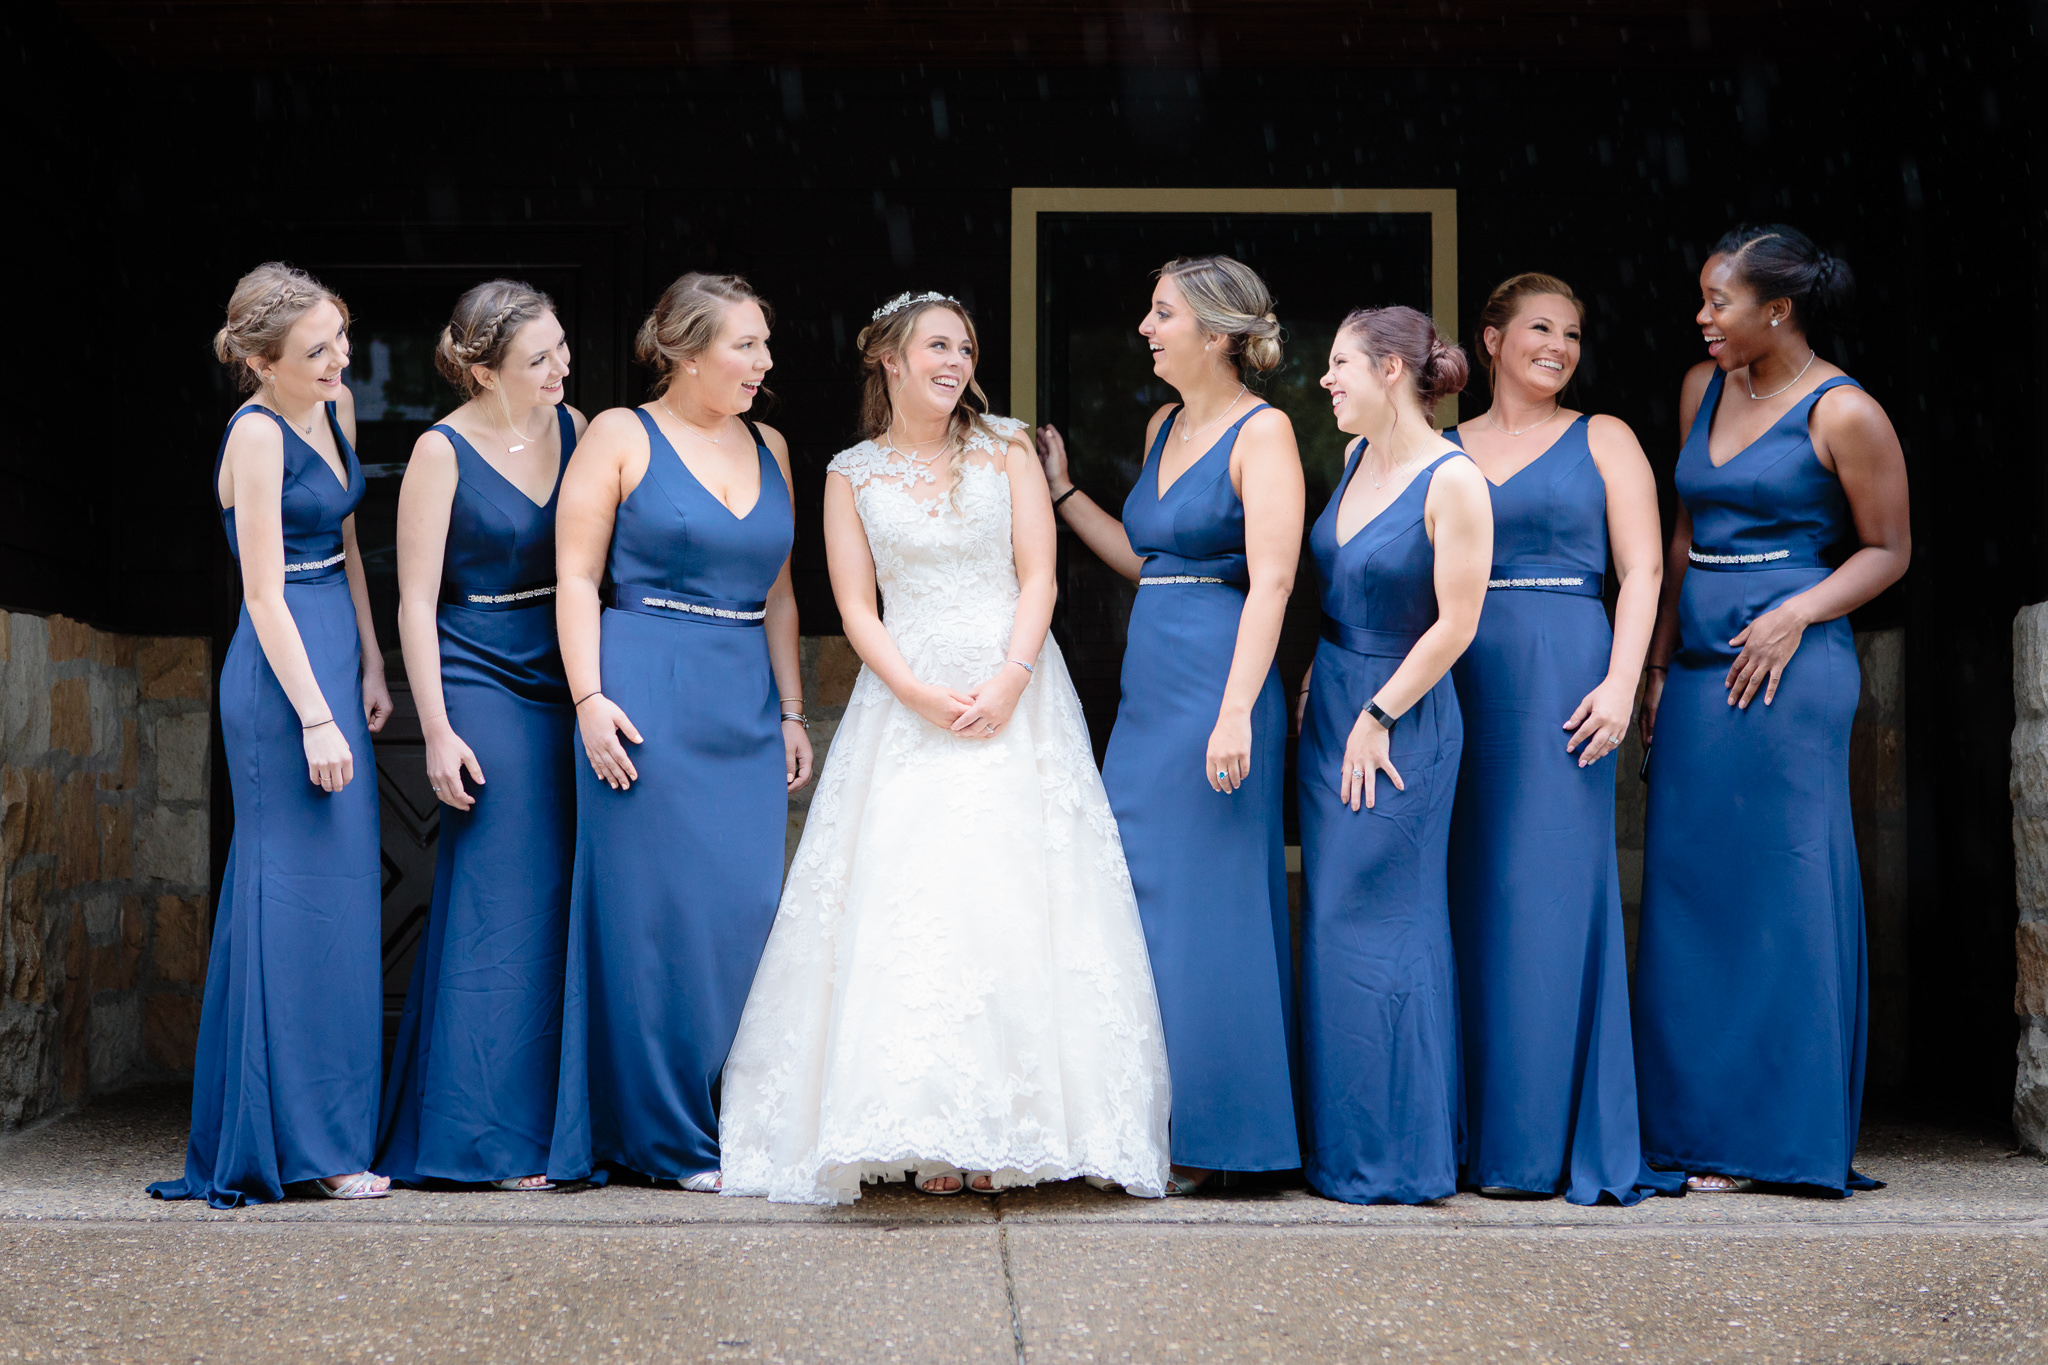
{"left": 1157, "top": 256, "right": 1284, "bottom": 379}
{"left": 434, "top": 279, "right": 557, "bottom": 398}
{"left": 1710, "top": 223, "right": 1855, "bottom": 334}
{"left": 213, "top": 263, "right": 350, "bottom": 394}
{"left": 1338, "top": 304, "right": 1471, "bottom": 424}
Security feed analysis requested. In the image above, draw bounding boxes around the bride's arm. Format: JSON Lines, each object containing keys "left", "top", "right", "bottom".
{"left": 824, "top": 471, "right": 972, "bottom": 732}
{"left": 954, "top": 438, "right": 1056, "bottom": 737}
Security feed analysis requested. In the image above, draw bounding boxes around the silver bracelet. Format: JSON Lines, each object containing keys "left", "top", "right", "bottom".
{"left": 1005, "top": 658, "right": 1034, "bottom": 674}
{"left": 780, "top": 711, "right": 809, "bottom": 729}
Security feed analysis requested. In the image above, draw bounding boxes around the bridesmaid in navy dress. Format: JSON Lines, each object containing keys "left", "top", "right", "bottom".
{"left": 377, "top": 281, "right": 586, "bottom": 1191}
{"left": 548, "top": 274, "right": 811, "bottom": 1190}
{"left": 1037, "top": 257, "right": 1304, "bottom": 1191}
{"left": 1636, "top": 226, "right": 1908, "bottom": 1194}
{"left": 151, "top": 264, "right": 394, "bottom": 1206}
{"left": 1443, "top": 274, "right": 1672, "bottom": 1204}
{"left": 1296, "top": 306, "right": 1490, "bottom": 1204}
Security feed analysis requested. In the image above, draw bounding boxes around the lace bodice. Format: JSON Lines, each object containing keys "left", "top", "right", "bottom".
{"left": 828, "top": 416, "right": 1029, "bottom": 694}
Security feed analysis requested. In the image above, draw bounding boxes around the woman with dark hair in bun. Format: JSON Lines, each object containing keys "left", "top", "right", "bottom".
{"left": 1036, "top": 256, "right": 1305, "bottom": 1192}
{"left": 376, "top": 280, "right": 586, "bottom": 1192}
{"left": 1443, "top": 273, "right": 1673, "bottom": 1205}
{"left": 1635, "top": 225, "right": 1909, "bottom": 1195}
{"left": 150, "top": 264, "right": 393, "bottom": 1206}
{"left": 1296, "top": 304, "right": 1491, "bottom": 1204}
{"left": 547, "top": 273, "right": 809, "bottom": 1192}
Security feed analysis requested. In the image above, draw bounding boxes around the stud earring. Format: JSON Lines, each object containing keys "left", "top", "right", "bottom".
{"left": 1770, "top": 318, "right": 1780, "bottom": 327}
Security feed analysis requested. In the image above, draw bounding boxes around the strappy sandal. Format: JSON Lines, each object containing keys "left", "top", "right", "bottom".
{"left": 1162, "top": 1169, "right": 1211, "bottom": 1196}
{"left": 1686, "top": 1173, "right": 1756, "bottom": 1193}
{"left": 678, "top": 1171, "right": 722, "bottom": 1193}
{"left": 490, "top": 1175, "right": 555, "bottom": 1192}
{"left": 315, "top": 1172, "right": 390, "bottom": 1200}
{"left": 918, "top": 1164, "right": 965, "bottom": 1195}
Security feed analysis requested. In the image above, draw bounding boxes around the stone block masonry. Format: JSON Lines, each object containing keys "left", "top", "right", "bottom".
{"left": 2013, "top": 602, "right": 2048, "bottom": 1150}
{"left": 0, "top": 610, "right": 211, "bottom": 1131}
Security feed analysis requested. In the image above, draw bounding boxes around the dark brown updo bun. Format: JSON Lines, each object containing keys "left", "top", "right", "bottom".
{"left": 434, "top": 279, "right": 556, "bottom": 398}
{"left": 1339, "top": 304, "right": 1470, "bottom": 422}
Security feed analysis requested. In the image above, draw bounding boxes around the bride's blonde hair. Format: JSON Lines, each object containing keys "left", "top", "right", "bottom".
{"left": 856, "top": 296, "right": 999, "bottom": 498}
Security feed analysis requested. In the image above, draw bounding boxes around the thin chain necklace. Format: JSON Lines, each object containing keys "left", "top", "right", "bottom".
{"left": 264, "top": 383, "right": 316, "bottom": 439}
{"left": 1745, "top": 349, "right": 1818, "bottom": 401}
{"left": 883, "top": 417, "right": 952, "bottom": 467}
{"left": 1368, "top": 447, "right": 1430, "bottom": 490}
{"left": 1177, "top": 384, "right": 1248, "bottom": 444}
{"left": 659, "top": 395, "right": 731, "bottom": 445}
{"left": 1484, "top": 401, "right": 1563, "bottom": 438}
{"left": 492, "top": 395, "right": 549, "bottom": 454}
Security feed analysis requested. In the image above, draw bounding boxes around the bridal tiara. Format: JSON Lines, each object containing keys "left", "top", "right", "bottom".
{"left": 871, "top": 290, "right": 957, "bottom": 322}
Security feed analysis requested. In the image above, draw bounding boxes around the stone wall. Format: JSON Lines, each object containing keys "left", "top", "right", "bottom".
{"left": 0, "top": 610, "right": 212, "bottom": 1131}
{"left": 2012, "top": 603, "right": 2048, "bottom": 1151}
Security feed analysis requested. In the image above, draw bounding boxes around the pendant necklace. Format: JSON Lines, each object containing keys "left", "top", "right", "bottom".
{"left": 1745, "top": 349, "right": 1818, "bottom": 401}
{"left": 1485, "top": 402, "right": 1562, "bottom": 437}
{"left": 660, "top": 395, "right": 729, "bottom": 445}
{"left": 1369, "top": 447, "right": 1428, "bottom": 490}
{"left": 1177, "top": 384, "right": 1247, "bottom": 445}
{"left": 495, "top": 399, "right": 549, "bottom": 454}
{"left": 265, "top": 381, "right": 316, "bottom": 439}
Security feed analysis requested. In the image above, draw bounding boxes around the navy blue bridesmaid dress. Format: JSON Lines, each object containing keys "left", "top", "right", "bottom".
{"left": 1634, "top": 372, "right": 1880, "bottom": 1195}
{"left": 150, "top": 403, "right": 382, "bottom": 1208}
{"left": 376, "top": 406, "right": 578, "bottom": 1186}
{"left": 1297, "top": 444, "right": 1466, "bottom": 1204}
{"left": 1444, "top": 418, "right": 1672, "bottom": 1204}
{"left": 1100, "top": 404, "right": 1298, "bottom": 1175}
{"left": 547, "top": 409, "right": 794, "bottom": 1185}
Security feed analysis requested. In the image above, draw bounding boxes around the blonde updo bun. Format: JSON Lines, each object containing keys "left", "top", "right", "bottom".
{"left": 1157, "top": 256, "right": 1284, "bottom": 379}
{"left": 434, "top": 279, "right": 556, "bottom": 397}
{"left": 635, "top": 272, "right": 772, "bottom": 398}
{"left": 213, "top": 262, "right": 349, "bottom": 394}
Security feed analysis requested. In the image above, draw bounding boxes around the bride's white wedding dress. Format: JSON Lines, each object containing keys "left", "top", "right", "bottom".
{"left": 719, "top": 416, "right": 1172, "bottom": 1204}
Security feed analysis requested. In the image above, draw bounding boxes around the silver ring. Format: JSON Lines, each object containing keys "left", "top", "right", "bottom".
{"left": 1217, "top": 769, "right": 1229, "bottom": 782}
{"left": 1352, "top": 767, "right": 1364, "bottom": 777}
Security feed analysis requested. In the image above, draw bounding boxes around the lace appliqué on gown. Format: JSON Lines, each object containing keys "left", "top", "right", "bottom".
{"left": 719, "top": 416, "right": 1173, "bottom": 1203}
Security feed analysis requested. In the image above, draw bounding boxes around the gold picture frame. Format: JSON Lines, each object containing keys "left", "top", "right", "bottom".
{"left": 1008, "top": 186, "right": 1460, "bottom": 427}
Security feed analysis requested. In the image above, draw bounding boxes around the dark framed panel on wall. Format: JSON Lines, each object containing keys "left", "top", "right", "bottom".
{"left": 1009, "top": 188, "right": 1457, "bottom": 760}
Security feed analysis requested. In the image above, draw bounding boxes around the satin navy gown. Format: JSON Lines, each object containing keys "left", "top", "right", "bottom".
{"left": 1298, "top": 445, "right": 1466, "bottom": 1204}
{"left": 548, "top": 409, "right": 793, "bottom": 1184}
{"left": 1634, "top": 371, "right": 1880, "bottom": 1195}
{"left": 1445, "top": 418, "right": 1671, "bottom": 1205}
{"left": 1100, "top": 404, "right": 1298, "bottom": 1174}
{"left": 150, "top": 403, "right": 381, "bottom": 1208}
{"left": 376, "top": 407, "right": 577, "bottom": 1186}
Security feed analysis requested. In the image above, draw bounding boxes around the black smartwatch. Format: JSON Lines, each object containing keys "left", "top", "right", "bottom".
{"left": 1364, "top": 700, "right": 1399, "bottom": 732}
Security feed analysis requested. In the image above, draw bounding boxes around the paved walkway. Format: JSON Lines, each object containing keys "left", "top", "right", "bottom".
{"left": 2, "top": 1087, "right": 2045, "bottom": 1363}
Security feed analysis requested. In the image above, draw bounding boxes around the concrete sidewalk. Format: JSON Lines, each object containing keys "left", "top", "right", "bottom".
{"left": 2, "top": 1087, "right": 2045, "bottom": 1363}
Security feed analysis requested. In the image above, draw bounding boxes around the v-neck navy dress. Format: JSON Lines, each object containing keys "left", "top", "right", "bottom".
{"left": 150, "top": 402, "right": 382, "bottom": 1208}
{"left": 1444, "top": 418, "right": 1674, "bottom": 1204}
{"left": 1297, "top": 444, "right": 1467, "bottom": 1204}
{"left": 1101, "top": 404, "right": 1299, "bottom": 1175}
{"left": 548, "top": 408, "right": 794, "bottom": 1184}
{"left": 1634, "top": 371, "right": 1881, "bottom": 1195}
{"left": 377, "top": 406, "right": 577, "bottom": 1186}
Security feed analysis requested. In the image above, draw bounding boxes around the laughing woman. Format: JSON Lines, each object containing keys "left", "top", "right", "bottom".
{"left": 151, "top": 264, "right": 393, "bottom": 1207}
{"left": 1297, "top": 306, "right": 1490, "bottom": 1205}
{"left": 1036, "top": 257, "right": 1304, "bottom": 1192}
{"left": 1443, "top": 273, "right": 1673, "bottom": 1204}
{"left": 376, "top": 280, "right": 585, "bottom": 1192}
{"left": 1634, "top": 226, "right": 1908, "bottom": 1195}
{"left": 547, "top": 273, "right": 811, "bottom": 1191}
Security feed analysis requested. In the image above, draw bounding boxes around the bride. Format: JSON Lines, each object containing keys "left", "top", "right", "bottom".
{"left": 718, "top": 290, "right": 1172, "bottom": 1203}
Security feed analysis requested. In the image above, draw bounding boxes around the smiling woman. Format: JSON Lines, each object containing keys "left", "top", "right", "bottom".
{"left": 150, "top": 263, "right": 395, "bottom": 1207}
{"left": 545, "top": 272, "right": 809, "bottom": 1192}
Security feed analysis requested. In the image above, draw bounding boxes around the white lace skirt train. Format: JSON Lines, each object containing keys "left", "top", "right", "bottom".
{"left": 718, "top": 639, "right": 1172, "bottom": 1204}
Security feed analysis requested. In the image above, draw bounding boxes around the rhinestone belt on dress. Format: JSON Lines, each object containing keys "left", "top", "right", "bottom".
{"left": 1688, "top": 548, "right": 1791, "bottom": 565}
{"left": 640, "top": 596, "right": 769, "bottom": 621}
{"left": 467, "top": 585, "right": 556, "bottom": 605}
{"left": 283, "top": 551, "right": 346, "bottom": 573}
{"left": 1138, "top": 575, "right": 1226, "bottom": 585}
{"left": 1488, "top": 575, "right": 1586, "bottom": 589}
